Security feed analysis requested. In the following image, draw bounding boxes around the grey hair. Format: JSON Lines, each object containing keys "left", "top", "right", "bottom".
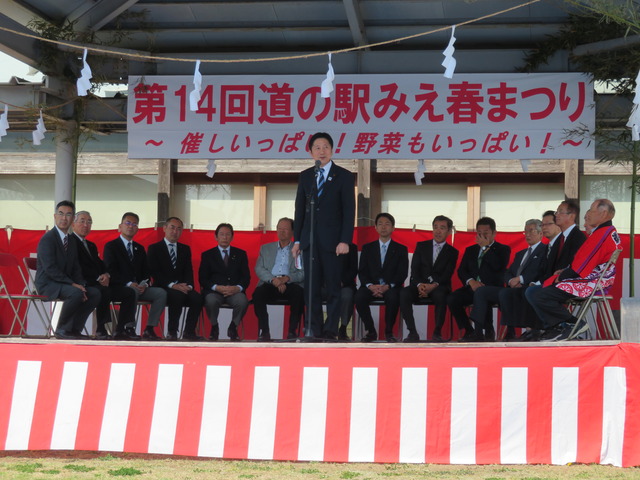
{"left": 525, "top": 219, "right": 542, "bottom": 232}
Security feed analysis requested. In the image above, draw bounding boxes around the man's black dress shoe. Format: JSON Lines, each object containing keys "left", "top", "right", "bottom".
{"left": 403, "top": 332, "right": 420, "bottom": 343}
{"left": 95, "top": 330, "right": 112, "bottom": 340}
{"left": 182, "top": 333, "right": 205, "bottom": 341}
{"left": 165, "top": 332, "right": 179, "bottom": 341}
{"left": 209, "top": 324, "right": 219, "bottom": 341}
{"left": 361, "top": 331, "right": 377, "bottom": 343}
{"left": 257, "top": 332, "right": 271, "bottom": 342}
{"left": 227, "top": 323, "right": 240, "bottom": 341}
{"left": 54, "top": 330, "right": 76, "bottom": 340}
{"left": 142, "top": 328, "right": 162, "bottom": 341}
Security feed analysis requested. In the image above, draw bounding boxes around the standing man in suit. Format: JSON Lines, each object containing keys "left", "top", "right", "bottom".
{"left": 356, "top": 213, "right": 408, "bottom": 342}
{"left": 336, "top": 242, "right": 358, "bottom": 341}
{"left": 147, "top": 217, "right": 203, "bottom": 341}
{"left": 252, "top": 217, "right": 304, "bottom": 341}
{"left": 291, "top": 132, "right": 355, "bottom": 341}
{"left": 400, "top": 215, "right": 459, "bottom": 343}
{"left": 447, "top": 216, "right": 510, "bottom": 341}
{"left": 35, "top": 200, "right": 100, "bottom": 339}
{"left": 469, "top": 219, "right": 546, "bottom": 341}
{"left": 72, "top": 210, "right": 137, "bottom": 340}
{"left": 199, "top": 223, "right": 251, "bottom": 341}
{"left": 103, "top": 212, "right": 167, "bottom": 340}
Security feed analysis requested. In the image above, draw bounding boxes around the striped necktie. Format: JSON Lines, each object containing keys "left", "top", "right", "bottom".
{"left": 63, "top": 235, "right": 68, "bottom": 252}
{"left": 127, "top": 241, "right": 134, "bottom": 261}
{"left": 169, "top": 243, "right": 177, "bottom": 269}
{"left": 433, "top": 243, "right": 442, "bottom": 265}
{"left": 516, "top": 246, "right": 532, "bottom": 276}
{"left": 317, "top": 167, "right": 325, "bottom": 197}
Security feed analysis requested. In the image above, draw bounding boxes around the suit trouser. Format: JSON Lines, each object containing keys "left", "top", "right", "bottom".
{"left": 499, "top": 286, "right": 539, "bottom": 328}
{"left": 252, "top": 282, "right": 304, "bottom": 334}
{"left": 54, "top": 284, "right": 101, "bottom": 334}
{"left": 165, "top": 288, "right": 203, "bottom": 335}
{"left": 527, "top": 284, "right": 575, "bottom": 329}
{"left": 204, "top": 291, "right": 249, "bottom": 327}
{"left": 132, "top": 286, "right": 167, "bottom": 327}
{"left": 355, "top": 286, "right": 401, "bottom": 335}
{"left": 92, "top": 284, "right": 137, "bottom": 331}
{"left": 469, "top": 285, "right": 501, "bottom": 330}
{"left": 303, "top": 246, "right": 342, "bottom": 337}
{"left": 400, "top": 284, "right": 450, "bottom": 335}
{"left": 446, "top": 285, "right": 475, "bottom": 332}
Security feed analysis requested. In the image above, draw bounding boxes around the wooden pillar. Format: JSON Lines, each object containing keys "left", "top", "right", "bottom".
{"left": 467, "top": 185, "right": 481, "bottom": 231}
{"left": 356, "top": 159, "right": 380, "bottom": 226}
{"left": 564, "top": 159, "right": 581, "bottom": 200}
{"left": 157, "top": 158, "right": 174, "bottom": 226}
{"left": 253, "top": 185, "right": 267, "bottom": 230}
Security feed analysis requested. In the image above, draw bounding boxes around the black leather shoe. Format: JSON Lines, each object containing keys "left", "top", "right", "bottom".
{"left": 182, "top": 333, "right": 205, "bottom": 341}
{"left": 403, "top": 332, "right": 420, "bottom": 343}
{"left": 458, "top": 329, "right": 475, "bottom": 342}
{"left": 287, "top": 331, "right": 298, "bottom": 340}
{"left": 386, "top": 335, "right": 398, "bottom": 343}
{"left": 95, "top": 330, "right": 112, "bottom": 340}
{"left": 209, "top": 324, "right": 219, "bottom": 341}
{"left": 460, "top": 331, "right": 484, "bottom": 343}
{"left": 165, "top": 332, "right": 179, "bottom": 341}
{"left": 71, "top": 330, "right": 91, "bottom": 340}
{"left": 54, "top": 330, "right": 76, "bottom": 340}
{"left": 257, "top": 331, "right": 271, "bottom": 342}
{"left": 431, "top": 332, "right": 445, "bottom": 343}
{"left": 323, "top": 332, "right": 338, "bottom": 342}
{"left": 361, "top": 330, "right": 377, "bottom": 342}
{"left": 484, "top": 329, "right": 496, "bottom": 342}
{"left": 227, "top": 323, "right": 240, "bottom": 341}
{"left": 338, "top": 325, "right": 350, "bottom": 341}
{"left": 142, "top": 328, "right": 162, "bottom": 341}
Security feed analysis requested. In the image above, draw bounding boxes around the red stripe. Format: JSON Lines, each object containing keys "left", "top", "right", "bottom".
{"left": 476, "top": 361, "right": 503, "bottom": 464}
{"left": 28, "top": 352, "right": 65, "bottom": 450}
{"left": 74, "top": 359, "right": 111, "bottom": 451}
{"left": 272, "top": 359, "right": 303, "bottom": 461}
{"left": 526, "top": 356, "right": 554, "bottom": 464}
{"left": 374, "top": 363, "right": 402, "bottom": 462}
{"left": 0, "top": 355, "right": 19, "bottom": 449}
{"left": 223, "top": 355, "right": 254, "bottom": 459}
{"left": 324, "top": 360, "right": 353, "bottom": 462}
{"left": 426, "top": 364, "right": 452, "bottom": 463}
{"left": 172, "top": 360, "right": 208, "bottom": 457}
{"left": 123, "top": 353, "right": 159, "bottom": 454}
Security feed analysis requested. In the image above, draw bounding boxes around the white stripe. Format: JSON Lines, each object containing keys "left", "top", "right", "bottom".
{"left": 450, "top": 367, "right": 477, "bottom": 464}
{"left": 298, "top": 367, "right": 328, "bottom": 461}
{"left": 348, "top": 367, "right": 378, "bottom": 462}
{"left": 5, "top": 361, "right": 41, "bottom": 450}
{"left": 98, "top": 363, "right": 136, "bottom": 452}
{"left": 399, "top": 368, "right": 428, "bottom": 463}
{"left": 247, "top": 366, "right": 280, "bottom": 459}
{"left": 551, "top": 367, "right": 579, "bottom": 465}
{"left": 50, "top": 362, "right": 89, "bottom": 450}
{"left": 601, "top": 366, "right": 626, "bottom": 467}
{"left": 148, "top": 364, "right": 184, "bottom": 454}
{"left": 501, "top": 367, "right": 528, "bottom": 464}
{"left": 197, "top": 365, "right": 231, "bottom": 457}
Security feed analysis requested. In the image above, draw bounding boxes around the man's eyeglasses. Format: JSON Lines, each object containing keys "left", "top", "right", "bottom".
{"left": 123, "top": 221, "right": 138, "bottom": 227}
{"left": 56, "top": 212, "right": 73, "bottom": 218}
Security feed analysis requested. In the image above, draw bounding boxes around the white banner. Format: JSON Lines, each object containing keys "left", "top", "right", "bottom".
{"left": 127, "top": 73, "right": 594, "bottom": 160}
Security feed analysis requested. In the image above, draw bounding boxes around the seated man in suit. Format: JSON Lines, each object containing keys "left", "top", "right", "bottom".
{"left": 355, "top": 213, "right": 409, "bottom": 343}
{"left": 528, "top": 199, "right": 621, "bottom": 341}
{"left": 199, "top": 223, "right": 251, "bottom": 341}
{"left": 252, "top": 217, "right": 304, "bottom": 341}
{"left": 400, "top": 215, "right": 459, "bottom": 343}
{"left": 103, "top": 212, "right": 167, "bottom": 340}
{"left": 35, "top": 200, "right": 100, "bottom": 339}
{"left": 147, "top": 216, "right": 204, "bottom": 341}
{"left": 447, "top": 216, "right": 510, "bottom": 341}
{"left": 469, "top": 219, "right": 546, "bottom": 342}
{"left": 72, "top": 210, "right": 137, "bottom": 340}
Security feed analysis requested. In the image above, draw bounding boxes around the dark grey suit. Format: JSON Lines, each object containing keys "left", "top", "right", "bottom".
{"left": 35, "top": 228, "right": 100, "bottom": 335}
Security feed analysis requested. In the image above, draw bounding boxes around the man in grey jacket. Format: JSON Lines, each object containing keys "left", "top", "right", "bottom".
{"left": 253, "top": 217, "right": 304, "bottom": 341}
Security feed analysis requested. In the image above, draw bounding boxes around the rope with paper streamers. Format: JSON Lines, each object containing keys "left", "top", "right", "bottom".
{"left": 0, "top": 0, "right": 541, "bottom": 65}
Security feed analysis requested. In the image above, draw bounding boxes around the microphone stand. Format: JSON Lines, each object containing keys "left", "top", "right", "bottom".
{"left": 303, "top": 160, "right": 321, "bottom": 341}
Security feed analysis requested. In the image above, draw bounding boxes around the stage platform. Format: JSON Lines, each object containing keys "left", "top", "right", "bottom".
{"left": 0, "top": 338, "right": 638, "bottom": 467}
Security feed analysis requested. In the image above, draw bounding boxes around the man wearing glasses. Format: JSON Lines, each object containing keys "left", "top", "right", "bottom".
{"left": 35, "top": 200, "right": 100, "bottom": 339}
{"left": 103, "top": 212, "right": 167, "bottom": 340}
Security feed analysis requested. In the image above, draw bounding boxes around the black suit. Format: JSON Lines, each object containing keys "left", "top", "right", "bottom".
{"left": 447, "top": 241, "right": 511, "bottom": 333}
{"left": 74, "top": 233, "right": 136, "bottom": 332}
{"left": 545, "top": 226, "right": 586, "bottom": 280}
{"left": 470, "top": 242, "right": 546, "bottom": 329}
{"left": 400, "top": 240, "right": 459, "bottom": 338}
{"left": 355, "top": 239, "right": 409, "bottom": 338}
{"left": 199, "top": 245, "right": 251, "bottom": 329}
{"left": 294, "top": 161, "right": 355, "bottom": 338}
{"left": 147, "top": 240, "right": 203, "bottom": 337}
{"left": 103, "top": 236, "right": 167, "bottom": 329}
{"left": 35, "top": 228, "right": 100, "bottom": 335}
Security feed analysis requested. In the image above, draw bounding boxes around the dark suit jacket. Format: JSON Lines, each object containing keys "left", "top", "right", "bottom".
{"left": 410, "top": 240, "right": 459, "bottom": 288}
{"left": 504, "top": 242, "right": 546, "bottom": 286}
{"left": 74, "top": 234, "right": 106, "bottom": 287}
{"left": 542, "top": 227, "right": 586, "bottom": 281}
{"left": 199, "top": 245, "right": 251, "bottom": 293}
{"left": 358, "top": 239, "right": 409, "bottom": 288}
{"left": 103, "top": 237, "right": 150, "bottom": 287}
{"left": 35, "top": 228, "right": 85, "bottom": 300}
{"left": 457, "top": 241, "right": 511, "bottom": 288}
{"left": 294, "top": 162, "right": 355, "bottom": 252}
{"left": 147, "top": 240, "right": 195, "bottom": 288}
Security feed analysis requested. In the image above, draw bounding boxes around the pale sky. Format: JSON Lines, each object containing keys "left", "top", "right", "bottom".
{"left": 0, "top": 51, "right": 43, "bottom": 82}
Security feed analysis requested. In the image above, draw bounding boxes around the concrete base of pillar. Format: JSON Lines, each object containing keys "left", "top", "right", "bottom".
{"left": 621, "top": 298, "right": 640, "bottom": 343}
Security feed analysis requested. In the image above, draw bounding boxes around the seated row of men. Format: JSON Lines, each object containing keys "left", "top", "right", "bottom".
{"left": 35, "top": 197, "right": 620, "bottom": 342}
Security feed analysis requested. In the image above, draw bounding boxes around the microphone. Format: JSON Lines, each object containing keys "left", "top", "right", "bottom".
{"left": 314, "top": 160, "right": 321, "bottom": 173}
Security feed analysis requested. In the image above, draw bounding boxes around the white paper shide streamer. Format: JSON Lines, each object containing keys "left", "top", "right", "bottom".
{"left": 441, "top": 25, "right": 457, "bottom": 79}
{"left": 627, "top": 69, "right": 640, "bottom": 141}
{"left": 32, "top": 110, "right": 47, "bottom": 146}
{"left": 414, "top": 159, "right": 426, "bottom": 185}
{"left": 0, "top": 104, "right": 9, "bottom": 142}
{"left": 76, "top": 48, "right": 93, "bottom": 96}
{"left": 189, "top": 60, "right": 203, "bottom": 112}
{"left": 321, "top": 53, "right": 335, "bottom": 98}
{"left": 206, "top": 159, "right": 216, "bottom": 178}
